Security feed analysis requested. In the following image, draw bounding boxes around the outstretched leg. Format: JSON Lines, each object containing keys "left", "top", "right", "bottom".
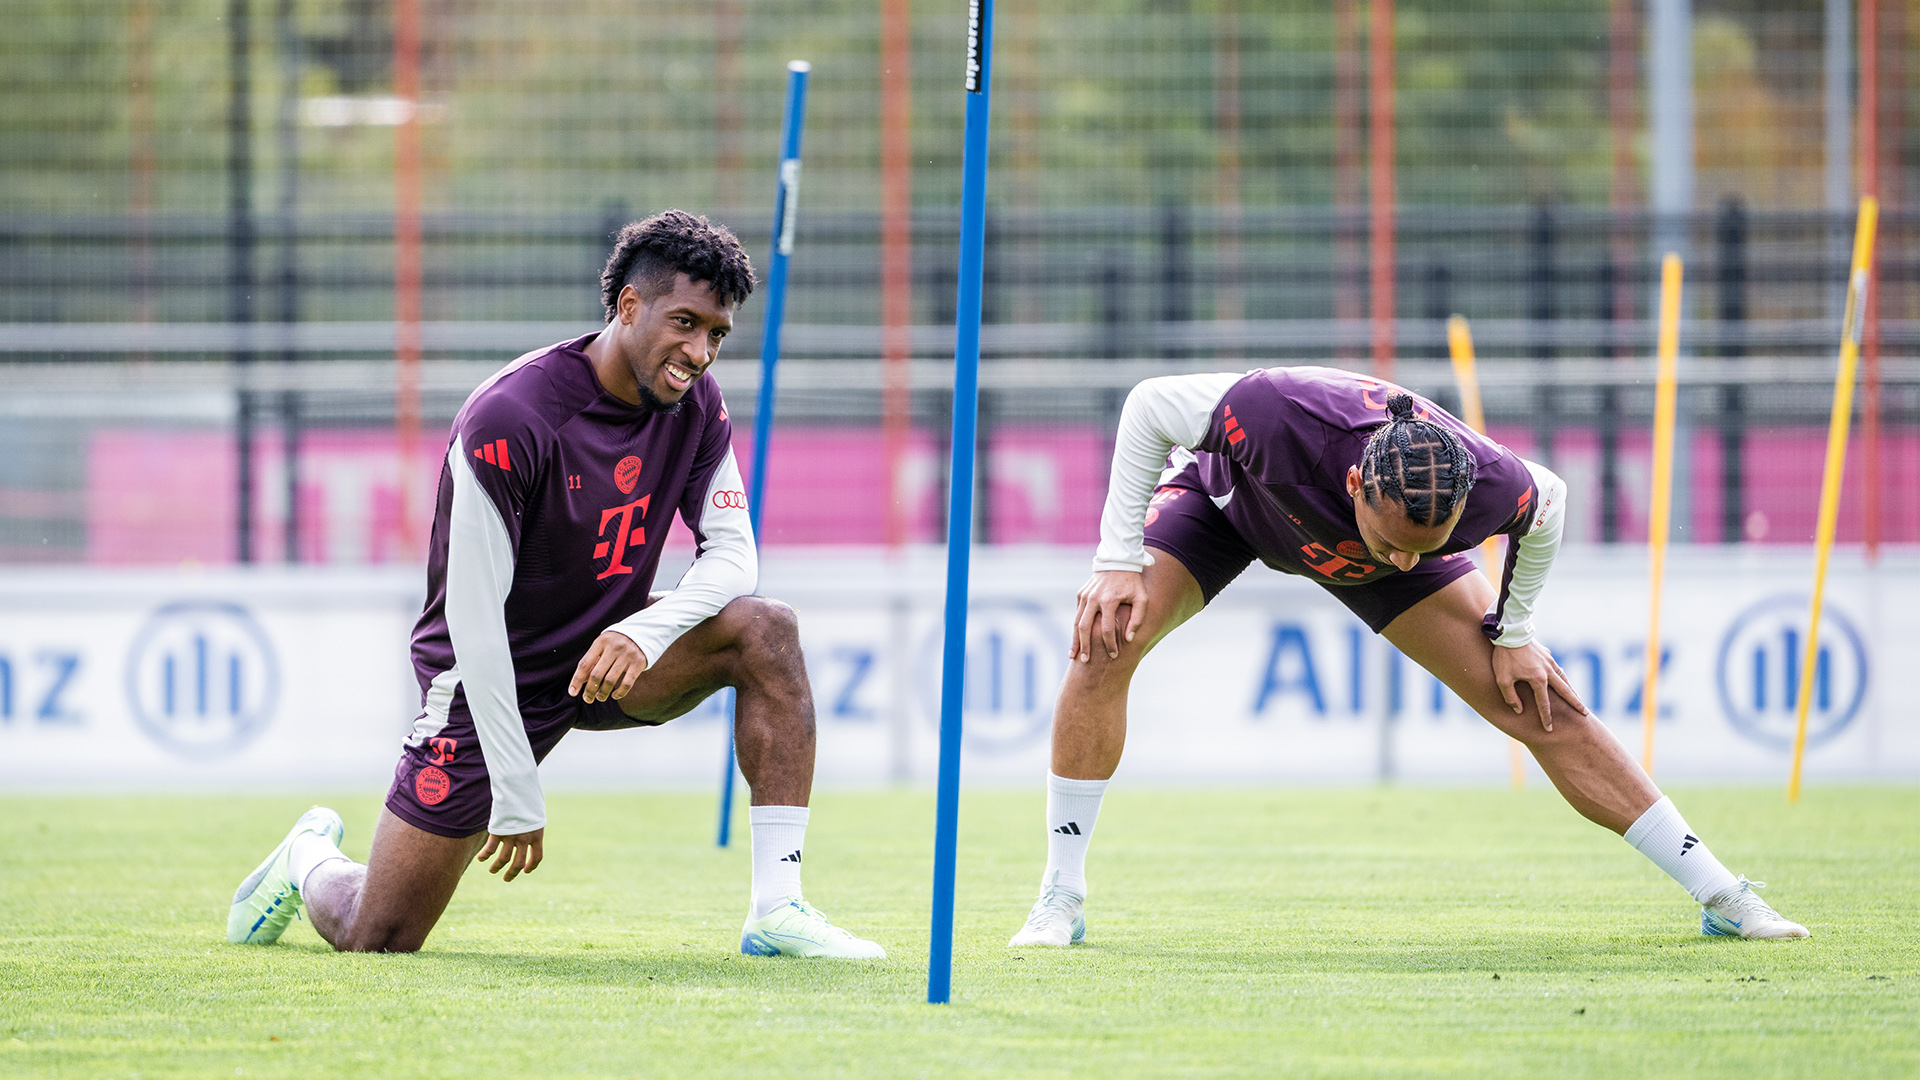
{"left": 1382, "top": 571, "right": 1655, "bottom": 831}
{"left": 1384, "top": 571, "right": 1808, "bottom": 939}
{"left": 1010, "top": 550, "right": 1207, "bottom": 947}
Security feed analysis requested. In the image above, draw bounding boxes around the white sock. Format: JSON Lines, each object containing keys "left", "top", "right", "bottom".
{"left": 289, "top": 830, "right": 350, "bottom": 894}
{"left": 749, "top": 805, "right": 809, "bottom": 919}
{"left": 1041, "top": 772, "right": 1108, "bottom": 898}
{"left": 1623, "top": 796, "right": 1739, "bottom": 903}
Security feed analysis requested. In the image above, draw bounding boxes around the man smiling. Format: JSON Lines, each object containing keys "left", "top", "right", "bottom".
{"left": 227, "top": 211, "right": 884, "bottom": 959}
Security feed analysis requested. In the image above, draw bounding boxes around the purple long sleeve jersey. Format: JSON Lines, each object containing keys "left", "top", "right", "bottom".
{"left": 1093, "top": 366, "right": 1568, "bottom": 644}
{"left": 407, "top": 334, "right": 755, "bottom": 835}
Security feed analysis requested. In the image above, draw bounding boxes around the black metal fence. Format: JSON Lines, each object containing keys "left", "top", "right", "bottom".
{"left": 3, "top": 204, "right": 1916, "bottom": 564}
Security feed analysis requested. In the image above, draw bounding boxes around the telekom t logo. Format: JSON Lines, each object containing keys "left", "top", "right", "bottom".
{"left": 594, "top": 495, "right": 650, "bottom": 579}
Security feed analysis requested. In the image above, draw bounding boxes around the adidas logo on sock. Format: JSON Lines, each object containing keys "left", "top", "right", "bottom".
{"left": 779, "top": 850, "right": 802, "bottom": 863}
{"left": 1053, "top": 822, "right": 1082, "bottom": 835}
{"left": 1680, "top": 834, "right": 1698, "bottom": 855}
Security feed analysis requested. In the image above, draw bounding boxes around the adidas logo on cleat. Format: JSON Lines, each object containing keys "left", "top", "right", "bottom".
{"left": 779, "top": 850, "right": 802, "bottom": 863}
{"left": 1053, "top": 822, "right": 1082, "bottom": 835}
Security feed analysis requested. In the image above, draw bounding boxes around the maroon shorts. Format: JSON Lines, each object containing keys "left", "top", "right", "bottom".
{"left": 384, "top": 684, "right": 630, "bottom": 839}
{"left": 1141, "top": 482, "right": 1480, "bottom": 633}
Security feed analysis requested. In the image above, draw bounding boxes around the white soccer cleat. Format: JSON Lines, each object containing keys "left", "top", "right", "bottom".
{"left": 1008, "top": 887, "right": 1086, "bottom": 947}
{"left": 227, "top": 806, "right": 345, "bottom": 945}
{"left": 1702, "top": 876, "right": 1810, "bottom": 940}
{"left": 739, "top": 897, "right": 886, "bottom": 959}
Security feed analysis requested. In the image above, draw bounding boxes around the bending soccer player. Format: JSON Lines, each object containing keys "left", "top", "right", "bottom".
{"left": 228, "top": 211, "right": 883, "bottom": 959}
{"left": 1009, "top": 366, "right": 1808, "bottom": 947}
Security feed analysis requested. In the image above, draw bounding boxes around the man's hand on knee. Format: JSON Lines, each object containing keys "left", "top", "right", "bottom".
{"left": 1490, "top": 640, "right": 1589, "bottom": 732}
{"left": 476, "top": 828, "right": 544, "bottom": 881}
{"left": 569, "top": 630, "right": 649, "bottom": 703}
{"left": 1073, "top": 570, "right": 1150, "bottom": 663}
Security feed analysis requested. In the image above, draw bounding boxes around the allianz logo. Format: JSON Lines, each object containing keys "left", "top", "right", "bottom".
{"left": 125, "top": 600, "right": 280, "bottom": 759}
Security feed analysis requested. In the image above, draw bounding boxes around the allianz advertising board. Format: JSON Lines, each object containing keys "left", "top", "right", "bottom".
{"left": 1, "top": 548, "right": 1913, "bottom": 790}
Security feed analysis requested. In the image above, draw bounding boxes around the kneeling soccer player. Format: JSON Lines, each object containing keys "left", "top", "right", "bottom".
{"left": 1009, "top": 366, "right": 1807, "bottom": 947}
{"left": 228, "top": 211, "right": 882, "bottom": 959}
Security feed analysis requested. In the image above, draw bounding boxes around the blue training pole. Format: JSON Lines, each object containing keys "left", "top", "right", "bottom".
{"left": 928, "top": 0, "right": 994, "bottom": 1005}
{"left": 718, "top": 59, "right": 810, "bottom": 849}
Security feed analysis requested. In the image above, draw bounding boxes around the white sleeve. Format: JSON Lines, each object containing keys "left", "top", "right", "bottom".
{"left": 1488, "top": 459, "right": 1567, "bottom": 649}
{"left": 606, "top": 447, "right": 757, "bottom": 664}
{"left": 443, "top": 436, "right": 545, "bottom": 836}
{"left": 1092, "top": 372, "right": 1247, "bottom": 573}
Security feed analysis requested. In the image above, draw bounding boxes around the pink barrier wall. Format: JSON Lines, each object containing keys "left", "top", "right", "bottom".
{"left": 86, "top": 424, "right": 1109, "bottom": 565}
{"left": 85, "top": 424, "right": 1918, "bottom": 565}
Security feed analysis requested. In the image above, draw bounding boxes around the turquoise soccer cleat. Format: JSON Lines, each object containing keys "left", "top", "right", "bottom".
{"left": 1701, "top": 876, "right": 1810, "bottom": 940}
{"left": 226, "top": 807, "right": 345, "bottom": 945}
{"left": 739, "top": 897, "right": 886, "bottom": 959}
{"left": 1008, "top": 886, "right": 1086, "bottom": 947}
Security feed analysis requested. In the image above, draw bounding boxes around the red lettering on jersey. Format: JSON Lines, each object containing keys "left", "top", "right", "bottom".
{"left": 593, "top": 495, "right": 651, "bottom": 579}
{"left": 1518, "top": 486, "right": 1533, "bottom": 511}
{"left": 1300, "top": 541, "right": 1380, "bottom": 582}
{"left": 614, "top": 455, "right": 642, "bottom": 495}
{"left": 428, "top": 737, "right": 458, "bottom": 765}
{"left": 1336, "top": 540, "right": 1368, "bottom": 560}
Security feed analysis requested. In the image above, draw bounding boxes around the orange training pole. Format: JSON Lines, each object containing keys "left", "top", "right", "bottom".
{"left": 1789, "top": 198, "right": 1879, "bottom": 802}
{"left": 1368, "top": 0, "right": 1394, "bottom": 381}
{"left": 393, "top": 0, "right": 422, "bottom": 557}
{"left": 880, "top": 0, "right": 913, "bottom": 550}
{"left": 1447, "top": 315, "right": 1525, "bottom": 789}
{"left": 1642, "top": 254, "right": 1683, "bottom": 775}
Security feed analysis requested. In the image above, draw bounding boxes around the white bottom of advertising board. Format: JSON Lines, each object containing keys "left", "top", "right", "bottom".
{"left": 1, "top": 546, "right": 1913, "bottom": 792}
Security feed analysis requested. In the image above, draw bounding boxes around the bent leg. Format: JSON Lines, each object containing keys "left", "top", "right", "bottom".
{"left": 304, "top": 809, "right": 485, "bottom": 953}
{"left": 1052, "top": 549, "right": 1208, "bottom": 780}
{"left": 609, "top": 597, "right": 884, "bottom": 950}
{"left": 1381, "top": 571, "right": 1658, "bottom": 833}
{"left": 613, "top": 595, "right": 815, "bottom": 806}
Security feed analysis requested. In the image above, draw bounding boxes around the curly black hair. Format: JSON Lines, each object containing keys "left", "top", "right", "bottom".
{"left": 598, "top": 210, "right": 757, "bottom": 319}
{"left": 1358, "top": 392, "right": 1478, "bottom": 527}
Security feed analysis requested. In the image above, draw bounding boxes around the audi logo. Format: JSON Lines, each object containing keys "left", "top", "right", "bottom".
{"left": 711, "top": 490, "right": 747, "bottom": 510}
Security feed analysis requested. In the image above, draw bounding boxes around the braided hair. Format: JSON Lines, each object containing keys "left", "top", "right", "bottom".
{"left": 1358, "top": 393, "right": 1478, "bottom": 527}
{"left": 599, "top": 210, "right": 757, "bottom": 318}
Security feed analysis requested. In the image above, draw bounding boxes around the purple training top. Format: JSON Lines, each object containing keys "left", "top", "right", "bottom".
{"left": 1169, "top": 367, "right": 1537, "bottom": 585}
{"left": 410, "top": 333, "right": 737, "bottom": 703}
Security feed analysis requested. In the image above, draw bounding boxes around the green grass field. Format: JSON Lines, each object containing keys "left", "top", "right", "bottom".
{"left": 2, "top": 787, "right": 1914, "bottom": 1078}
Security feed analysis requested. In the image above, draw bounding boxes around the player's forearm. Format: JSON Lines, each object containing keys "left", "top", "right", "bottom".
{"left": 444, "top": 439, "right": 546, "bottom": 835}
{"left": 1093, "top": 373, "right": 1242, "bottom": 571}
{"left": 1489, "top": 460, "right": 1567, "bottom": 648}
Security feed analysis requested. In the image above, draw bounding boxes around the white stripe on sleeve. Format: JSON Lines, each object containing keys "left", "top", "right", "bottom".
{"left": 1092, "top": 372, "right": 1246, "bottom": 573}
{"left": 444, "top": 435, "right": 545, "bottom": 835}
{"left": 606, "top": 447, "right": 757, "bottom": 665}
{"left": 1488, "top": 458, "right": 1567, "bottom": 649}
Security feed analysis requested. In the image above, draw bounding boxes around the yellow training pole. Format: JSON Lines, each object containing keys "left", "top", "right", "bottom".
{"left": 1446, "top": 315, "right": 1526, "bottom": 789}
{"left": 1789, "top": 197, "right": 1879, "bottom": 803}
{"left": 1642, "top": 254, "right": 1683, "bottom": 776}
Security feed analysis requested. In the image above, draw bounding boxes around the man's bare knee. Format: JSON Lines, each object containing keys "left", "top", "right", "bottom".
{"left": 723, "top": 595, "right": 799, "bottom": 644}
{"left": 720, "top": 596, "right": 804, "bottom": 675}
